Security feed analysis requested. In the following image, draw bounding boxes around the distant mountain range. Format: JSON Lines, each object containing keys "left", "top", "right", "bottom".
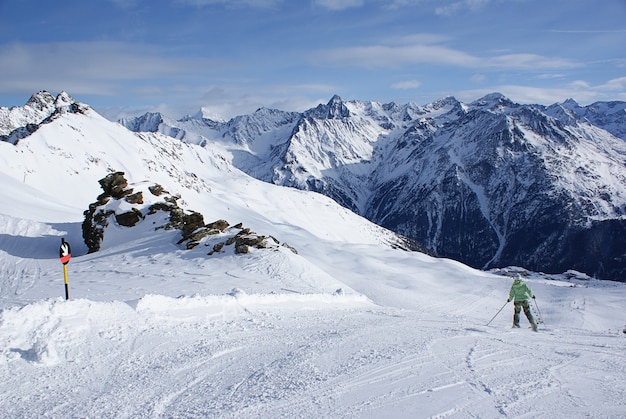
{"left": 118, "top": 93, "right": 626, "bottom": 280}
{"left": 2, "top": 91, "right": 626, "bottom": 280}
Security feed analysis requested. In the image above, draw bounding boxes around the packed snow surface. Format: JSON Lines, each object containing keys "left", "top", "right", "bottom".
{"left": 1, "top": 105, "right": 625, "bottom": 418}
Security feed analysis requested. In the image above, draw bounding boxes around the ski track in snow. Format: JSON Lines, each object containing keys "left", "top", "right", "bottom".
{"left": 1, "top": 213, "right": 625, "bottom": 418}
{"left": 1, "top": 294, "right": 625, "bottom": 418}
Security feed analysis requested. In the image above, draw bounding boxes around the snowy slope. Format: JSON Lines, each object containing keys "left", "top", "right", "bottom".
{"left": 1, "top": 94, "right": 625, "bottom": 418}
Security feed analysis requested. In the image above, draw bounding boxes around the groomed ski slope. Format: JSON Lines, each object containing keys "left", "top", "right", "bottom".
{"left": 0, "top": 212, "right": 625, "bottom": 418}
{"left": 0, "top": 107, "right": 625, "bottom": 418}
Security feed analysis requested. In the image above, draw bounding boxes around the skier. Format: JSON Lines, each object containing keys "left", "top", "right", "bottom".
{"left": 507, "top": 275, "right": 538, "bottom": 331}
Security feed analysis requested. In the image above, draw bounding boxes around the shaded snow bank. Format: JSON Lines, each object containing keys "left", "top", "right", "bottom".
{"left": 0, "top": 291, "right": 375, "bottom": 368}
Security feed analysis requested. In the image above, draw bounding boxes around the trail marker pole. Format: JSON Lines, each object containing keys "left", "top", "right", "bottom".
{"left": 486, "top": 301, "right": 509, "bottom": 326}
{"left": 63, "top": 264, "right": 69, "bottom": 300}
{"left": 59, "top": 238, "right": 71, "bottom": 300}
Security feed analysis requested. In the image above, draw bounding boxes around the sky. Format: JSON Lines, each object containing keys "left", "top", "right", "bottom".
{"left": 1, "top": 0, "right": 625, "bottom": 120}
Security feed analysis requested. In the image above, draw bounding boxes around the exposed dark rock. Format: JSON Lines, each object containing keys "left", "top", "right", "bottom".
{"left": 235, "top": 244, "right": 249, "bottom": 254}
{"left": 236, "top": 234, "right": 267, "bottom": 248}
{"left": 148, "top": 202, "right": 175, "bottom": 214}
{"left": 209, "top": 242, "right": 225, "bottom": 255}
{"left": 207, "top": 219, "right": 230, "bottom": 231}
{"left": 82, "top": 205, "right": 114, "bottom": 253}
{"left": 125, "top": 191, "right": 144, "bottom": 205}
{"left": 178, "top": 211, "right": 205, "bottom": 242}
{"left": 115, "top": 208, "right": 143, "bottom": 227}
{"left": 281, "top": 242, "right": 298, "bottom": 254}
{"left": 99, "top": 171, "right": 132, "bottom": 199}
{"left": 148, "top": 184, "right": 165, "bottom": 196}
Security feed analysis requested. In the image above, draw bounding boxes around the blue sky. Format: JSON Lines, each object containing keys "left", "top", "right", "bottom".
{"left": 1, "top": 0, "right": 625, "bottom": 120}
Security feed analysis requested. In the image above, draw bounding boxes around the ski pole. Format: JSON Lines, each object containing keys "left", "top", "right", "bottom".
{"left": 532, "top": 298, "right": 543, "bottom": 324}
{"left": 486, "top": 301, "right": 508, "bottom": 326}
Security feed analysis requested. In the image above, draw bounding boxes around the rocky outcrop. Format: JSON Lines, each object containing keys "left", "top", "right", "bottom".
{"left": 82, "top": 172, "right": 297, "bottom": 256}
{"left": 82, "top": 171, "right": 140, "bottom": 253}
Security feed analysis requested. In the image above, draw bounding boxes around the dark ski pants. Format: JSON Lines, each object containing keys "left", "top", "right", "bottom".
{"left": 513, "top": 300, "right": 535, "bottom": 326}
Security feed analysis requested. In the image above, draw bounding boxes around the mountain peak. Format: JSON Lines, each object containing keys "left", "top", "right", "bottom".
{"left": 475, "top": 92, "right": 506, "bottom": 103}
{"left": 192, "top": 106, "right": 225, "bottom": 122}
{"left": 562, "top": 98, "right": 579, "bottom": 108}
{"left": 1, "top": 90, "right": 85, "bottom": 140}
{"left": 328, "top": 94, "right": 343, "bottom": 104}
{"left": 55, "top": 91, "right": 75, "bottom": 106}
{"left": 305, "top": 95, "right": 351, "bottom": 119}
{"left": 24, "top": 90, "right": 78, "bottom": 114}
{"left": 471, "top": 92, "right": 515, "bottom": 110}
{"left": 429, "top": 96, "right": 460, "bottom": 109}
{"left": 25, "top": 90, "right": 57, "bottom": 112}
{"left": 326, "top": 95, "right": 349, "bottom": 119}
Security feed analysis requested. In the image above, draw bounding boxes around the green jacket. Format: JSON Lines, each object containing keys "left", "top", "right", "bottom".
{"left": 508, "top": 279, "right": 534, "bottom": 302}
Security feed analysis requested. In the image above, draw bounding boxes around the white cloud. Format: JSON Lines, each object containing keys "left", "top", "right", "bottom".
{"left": 317, "top": 43, "right": 480, "bottom": 68}
{"left": 456, "top": 77, "right": 626, "bottom": 106}
{"left": 316, "top": 41, "right": 579, "bottom": 71}
{"left": 486, "top": 53, "right": 579, "bottom": 70}
{"left": 312, "top": 0, "right": 364, "bottom": 11}
{"left": 98, "top": 82, "right": 333, "bottom": 122}
{"left": 108, "top": 0, "right": 141, "bottom": 8}
{"left": 391, "top": 80, "right": 421, "bottom": 89}
{"left": 384, "top": 33, "right": 450, "bottom": 46}
{"left": 436, "top": 0, "right": 491, "bottom": 16}
{"left": 470, "top": 74, "right": 486, "bottom": 83}
{"left": 177, "top": 0, "right": 284, "bottom": 7}
{"left": 567, "top": 80, "right": 591, "bottom": 90}
{"left": 0, "top": 42, "right": 233, "bottom": 96}
{"left": 599, "top": 76, "right": 626, "bottom": 91}
{"left": 537, "top": 73, "right": 567, "bottom": 80}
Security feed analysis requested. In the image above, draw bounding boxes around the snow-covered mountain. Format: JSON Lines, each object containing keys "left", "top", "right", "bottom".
{"left": 2, "top": 91, "right": 626, "bottom": 417}
{"left": 0, "top": 91, "right": 87, "bottom": 144}
{"left": 547, "top": 98, "right": 626, "bottom": 141}
{"left": 119, "top": 93, "right": 626, "bottom": 281}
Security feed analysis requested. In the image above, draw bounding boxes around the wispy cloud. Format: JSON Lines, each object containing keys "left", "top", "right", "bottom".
{"left": 598, "top": 76, "right": 626, "bottom": 91}
{"left": 391, "top": 80, "right": 421, "bottom": 89}
{"left": 313, "top": 0, "right": 364, "bottom": 10}
{"left": 470, "top": 74, "right": 486, "bottom": 83}
{"left": 435, "top": 0, "right": 492, "bottom": 16}
{"left": 487, "top": 53, "right": 579, "bottom": 70}
{"left": 537, "top": 73, "right": 567, "bottom": 80}
{"left": 316, "top": 43, "right": 480, "bottom": 68}
{"left": 108, "top": 0, "right": 142, "bottom": 9}
{"left": 550, "top": 29, "right": 626, "bottom": 34}
{"left": 176, "top": 0, "right": 284, "bottom": 7}
{"left": 0, "top": 42, "right": 233, "bottom": 95}
{"left": 315, "top": 37, "right": 579, "bottom": 71}
{"left": 457, "top": 77, "right": 626, "bottom": 105}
